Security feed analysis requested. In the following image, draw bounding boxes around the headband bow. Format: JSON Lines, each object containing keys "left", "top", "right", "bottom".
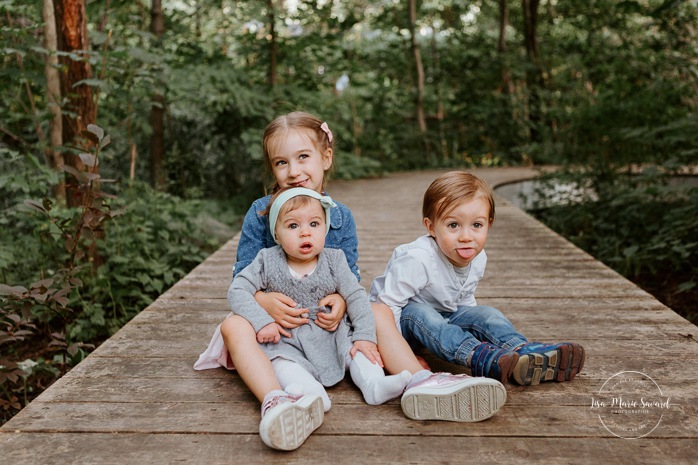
{"left": 269, "top": 188, "right": 336, "bottom": 244}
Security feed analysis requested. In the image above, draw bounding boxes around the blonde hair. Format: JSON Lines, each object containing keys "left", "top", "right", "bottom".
{"left": 262, "top": 111, "right": 335, "bottom": 193}
{"left": 422, "top": 171, "right": 495, "bottom": 223}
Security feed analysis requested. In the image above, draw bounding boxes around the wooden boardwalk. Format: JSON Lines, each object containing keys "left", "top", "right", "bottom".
{"left": 1, "top": 168, "right": 696, "bottom": 464}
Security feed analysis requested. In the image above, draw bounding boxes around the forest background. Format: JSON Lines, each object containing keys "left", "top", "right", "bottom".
{"left": 1, "top": 0, "right": 696, "bottom": 424}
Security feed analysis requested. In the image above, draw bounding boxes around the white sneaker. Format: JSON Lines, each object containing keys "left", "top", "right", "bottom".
{"left": 401, "top": 372, "right": 506, "bottom": 422}
{"left": 259, "top": 393, "right": 324, "bottom": 450}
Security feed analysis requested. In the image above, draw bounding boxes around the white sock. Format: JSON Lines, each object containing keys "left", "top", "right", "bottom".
{"left": 405, "top": 369, "right": 433, "bottom": 390}
{"left": 272, "top": 358, "right": 332, "bottom": 412}
{"left": 349, "top": 352, "right": 412, "bottom": 405}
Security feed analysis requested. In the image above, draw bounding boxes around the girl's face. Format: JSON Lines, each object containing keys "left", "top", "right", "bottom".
{"left": 275, "top": 201, "right": 326, "bottom": 267}
{"left": 269, "top": 129, "right": 332, "bottom": 193}
{"left": 423, "top": 196, "right": 492, "bottom": 268}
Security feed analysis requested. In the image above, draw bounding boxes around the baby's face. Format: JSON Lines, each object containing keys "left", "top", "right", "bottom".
{"left": 275, "top": 200, "right": 326, "bottom": 266}
{"left": 423, "top": 197, "right": 492, "bottom": 268}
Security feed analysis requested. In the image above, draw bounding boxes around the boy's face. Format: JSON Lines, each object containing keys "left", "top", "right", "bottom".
{"left": 423, "top": 196, "right": 492, "bottom": 268}
{"left": 275, "top": 201, "right": 327, "bottom": 266}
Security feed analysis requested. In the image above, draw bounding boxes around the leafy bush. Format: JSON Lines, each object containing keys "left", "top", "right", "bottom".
{"left": 333, "top": 150, "right": 383, "bottom": 180}
{"left": 529, "top": 167, "right": 698, "bottom": 322}
{"left": 1, "top": 130, "right": 233, "bottom": 423}
{"left": 71, "top": 182, "right": 224, "bottom": 340}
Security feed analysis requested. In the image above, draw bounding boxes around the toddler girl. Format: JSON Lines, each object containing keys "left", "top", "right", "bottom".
{"left": 233, "top": 187, "right": 412, "bottom": 449}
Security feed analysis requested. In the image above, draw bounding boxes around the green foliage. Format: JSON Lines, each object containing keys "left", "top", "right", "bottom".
{"left": 0, "top": 127, "right": 230, "bottom": 423}
{"left": 1, "top": 125, "right": 114, "bottom": 422}
{"left": 71, "top": 182, "right": 222, "bottom": 340}
{"left": 332, "top": 150, "right": 383, "bottom": 180}
{"left": 0, "top": 1, "right": 46, "bottom": 147}
{"left": 164, "top": 61, "right": 272, "bottom": 202}
{"left": 530, "top": 167, "right": 698, "bottom": 322}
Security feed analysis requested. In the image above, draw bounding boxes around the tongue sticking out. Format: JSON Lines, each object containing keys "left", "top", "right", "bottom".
{"left": 457, "top": 248, "right": 476, "bottom": 259}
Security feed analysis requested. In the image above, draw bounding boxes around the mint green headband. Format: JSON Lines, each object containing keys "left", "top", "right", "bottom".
{"left": 269, "top": 188, "right": 337, "bottom": 244}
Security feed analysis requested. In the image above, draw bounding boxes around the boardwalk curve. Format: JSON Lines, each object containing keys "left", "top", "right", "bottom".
{"left": 1, "top": 168, "right": 696, "bottom": 464}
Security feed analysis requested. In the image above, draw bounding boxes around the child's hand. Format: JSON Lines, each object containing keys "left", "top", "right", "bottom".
{"left": 350, "top": 340, "right": 384, "bottom": 368}
{"left": 255, "top": 291, "right": 309, "bottom": 337}
{"left": 316, "top": 293, "right": 347, "bottom": 332}
{"left": 257, "top": 322, "right": 282, "bottom": 344}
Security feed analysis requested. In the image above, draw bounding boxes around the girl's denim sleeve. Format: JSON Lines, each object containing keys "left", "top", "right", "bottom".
{"left": 338, "top": 205, "right": 360, "bottom": 282}
{"left": 234, "top": 198, "right": 271, "bottom": 278}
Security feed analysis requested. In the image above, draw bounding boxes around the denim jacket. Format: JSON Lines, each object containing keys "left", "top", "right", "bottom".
{"left": 233, "top": 194, "right": 360, "bottom": 281}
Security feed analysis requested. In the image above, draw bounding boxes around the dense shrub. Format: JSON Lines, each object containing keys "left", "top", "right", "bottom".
{"left": 0, "top": 147, "right": 233, "bottom": 423}
{"left": 530, "top": 167, "right": 698, "bottom": 323}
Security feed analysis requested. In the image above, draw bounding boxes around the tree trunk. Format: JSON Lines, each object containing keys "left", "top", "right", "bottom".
{"left": 97, "top": 0, "right": 111, "bottom": 32}
{"left": 150, "top": 0, "right": 164, "bottom": 39}
{"left": 498, "top": 0, "right": 514, "bottom": 94}
{"left": 522, "top": 0, "right": 543, "bottom": 143}
{"left": 43, "top": 0, "right": 66, "bottom": 202}
{"left": 54, "top": 0, "right": 96, "bottom": 208}
{"left": 522, "top": 0, "right": 540, "bottom": 62}
{"left": 150, "top": 0, "right": 166, "bottom": 190}
{"left": 409, "top": 0, "right": 427, "bottom": 134}
{"left": 430, "top": 21, "right": 447, "bottom": 161}
{"left": 267, "top": 0, "right": 277, "bottom": 88}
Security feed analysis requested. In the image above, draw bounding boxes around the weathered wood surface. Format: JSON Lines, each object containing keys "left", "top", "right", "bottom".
{"left": 2, "top": 167, "right": 697, "bottom": 464}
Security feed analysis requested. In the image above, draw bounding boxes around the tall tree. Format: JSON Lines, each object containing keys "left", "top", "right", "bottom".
{"left": 498, "top": 0, "right": 513, "bottom": 94}
{"left": 150, "top": 0, "right": 166, "bottom": 190}
{"left": 430, "top": 20, "right": 448, "bottom": 161}
{"left": 408, "top": 0, "right": 427, "bottom": 134}
{"left": 522, "top": 0, "right": 544, "bottom": 143}
{"left": 267, "top": 0, "right": 277, "bottom": 87}
{"left": 43, "top": 0, "right": 65, "bottom": 202}
{"left": 54, "top": 0, "right": 96, "bottom": 207}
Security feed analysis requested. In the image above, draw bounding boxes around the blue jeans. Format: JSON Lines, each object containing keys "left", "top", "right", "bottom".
{"left": 400, "top": 302, "right": 528, "bottom": 367}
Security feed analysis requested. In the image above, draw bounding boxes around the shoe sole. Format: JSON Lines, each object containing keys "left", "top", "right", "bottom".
{"left": 512, "top": 343, "right": 585, "bottom": 386}
{"left": 259, "top": 395, "right": 324, "bottom": 451}
{"left": 401, "top": 378, "right": 506, "bottom": 422}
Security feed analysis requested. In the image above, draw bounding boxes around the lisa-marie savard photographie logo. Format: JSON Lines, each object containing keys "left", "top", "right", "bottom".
{"left": 591, "top": 371, "right": 672, "bottom": 439}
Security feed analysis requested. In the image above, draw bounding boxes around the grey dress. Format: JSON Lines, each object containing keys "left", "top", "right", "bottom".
{"left": 228, "top": 246, "right": 376, "bottom": 386}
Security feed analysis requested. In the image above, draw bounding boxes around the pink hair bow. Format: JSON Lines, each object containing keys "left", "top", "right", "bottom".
{"left": 320, "top": 122, "right": 333, "bottom": 143}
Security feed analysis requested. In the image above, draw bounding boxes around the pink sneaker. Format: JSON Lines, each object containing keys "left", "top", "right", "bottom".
{"left": 259, "top": 393, "right": 324, "bottom": 450}
{"left": 401, "top": 372, "right": 506, "bottom": 422}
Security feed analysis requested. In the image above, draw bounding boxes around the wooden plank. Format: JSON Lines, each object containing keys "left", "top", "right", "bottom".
{"left": 5, "top": 401, "right": 696, "bottom": 438}
{"left": 157, "top": 282, "right": 650, "bottom": 299}
{"left": 55, "top": 353, "right": 698, "bottom": 384}
{"left": 26, "top": 373, "right": 698, "bottom": 408}
{"left": 84, "top": 321, "right": 696, "bottom": 361}
{"left": 1, "top": 434, "right": 694, "bottom": 465}
{"left": 92, "top": 322, "right": 696, "bottom": 359}
{"left": 144, "top": 303, "right": 680, "bottom": 327}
